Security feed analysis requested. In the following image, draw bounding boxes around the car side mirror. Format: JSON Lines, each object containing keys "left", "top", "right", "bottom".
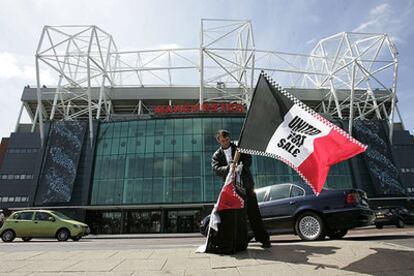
{"left": 48, "top": 217, "right": 56, "bottom": 222}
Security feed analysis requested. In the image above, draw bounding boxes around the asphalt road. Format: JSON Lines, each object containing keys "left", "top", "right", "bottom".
{"left": 1, "top": 226, "right": 413, "bottom": 252}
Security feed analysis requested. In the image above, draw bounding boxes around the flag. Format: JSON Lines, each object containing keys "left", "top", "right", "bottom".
{"left": 196, "top": 165, "right": 244, "bottom": 253}
{"left": 216, "top": 165, "right": 244, "bottom": 211}
{"left": 211, "top": 165, "right": 244, "bottom": 230}
{"left": 238, "top": 72, "right": 367, "bottom": 195}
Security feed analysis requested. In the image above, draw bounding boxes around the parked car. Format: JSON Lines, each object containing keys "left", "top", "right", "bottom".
{"left": 0, "top": 210, "right": 90, "bottom": 242}
{"left": 200, "top": 182, "right": 375, "bottom": 241}
{"left": 374, "top": 206, "right": 414, "bottom": 229}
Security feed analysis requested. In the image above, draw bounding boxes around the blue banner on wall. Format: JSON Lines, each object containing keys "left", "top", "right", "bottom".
{"left": 38, "top": 121, "right": 87, "bottom": 203}
{"left": 352, "top": 120, "right": 406, "bottom": 196}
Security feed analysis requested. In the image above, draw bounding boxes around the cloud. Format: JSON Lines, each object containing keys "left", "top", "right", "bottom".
{"left": 353, "top": 2, "right": 414, "bottom": 43}
{"left": 0, "top": 52, "right": 55, "bottom": 84}
{"left": 158, "top": 43, "right": 181, "bottom": 50}
{"left": 306, "top": 38, "right": 316, "bottom": 45}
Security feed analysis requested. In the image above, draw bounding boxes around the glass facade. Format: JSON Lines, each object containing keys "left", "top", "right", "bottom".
{"left": 91, "top": 116, "right": 353, "bottom": 206}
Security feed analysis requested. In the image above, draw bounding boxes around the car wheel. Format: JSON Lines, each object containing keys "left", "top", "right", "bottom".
{"left": 295, "top": 212, "right": 326, "bottom": 241}
{"left": 22, "top": 237, "right": 32, "bottom": 242}
{"left": 72, "top": 236, "right": 81, "bottom": 241}
{"left": 56, "top": 229, "right": 70, "bottom": 242}
{"left": 396, "top": 219, "right": 405, "bottom": 228}
{"left": 1, "top": 230, "right": 16, "bottom": 242}
{"left": 328, "top": 229, "right": 348, "bottom": 239}
{"left": 376, "top": 224, "right": 383, "bottom": 229}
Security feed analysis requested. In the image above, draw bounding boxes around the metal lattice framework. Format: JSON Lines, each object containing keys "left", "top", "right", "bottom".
{"left": 27, "top": 19, "right": 402, "bottom": 147}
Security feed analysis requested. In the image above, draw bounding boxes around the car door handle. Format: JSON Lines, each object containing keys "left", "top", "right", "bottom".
{"left": 289, "top": 201, "right": 297, "bottom": 205}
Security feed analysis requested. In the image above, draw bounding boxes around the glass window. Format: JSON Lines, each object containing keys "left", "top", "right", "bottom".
{"left": 111, "top": 138, "right": 120, "bottom": 155}
{"left": 192, "top": 178, "right": 202, "bottom": 202}
{"left": 152, "top": 178, "right": 163, "bottom": 203}
{"left": 183, "top": 119, "right": 193, "bottom": 134}
{"left": 146, "top": 120, "right": 155, "bottom": 136}
{"left": 153, "top": 154, "right": 164, "bottom": 177}
{"left": 144, "top": 154, "right": 154, "bottom": 178}
{"left": 268, "top": 185, "right": 291, "bottom": 201}
{"left": 173, "top": 155, "right": 183, "bottom": 177}
{"left": 193, "top": 118, "right": 202, "bottom": 134}
{"left": 16, "top": 212, "right": 34, "bottom": 220}
{"left": 183, "top": 135, "right": 193, "bottom": 152}
{"left": 120, "top": 122, "right": 129, "bottom": 138}
{"left": 113, "top": 123, "right": 121, "bottom": 137}
{"left": 119, "top": 138, "right": 128, "bottom": 155}
{"left": 290, "top": 185, "right": 305, "bottom": 197}
{"left": 134, "top": 179, "right": 144, "bottom": 203}
{"left": 172, "top": 177, "right": 183, "bottom": 202}
{"left": 91, "top": 116, "right": 354, "bottom": 206}
{"left": 173, "top": 135, "right": 183, "bottom": 152}
{"left": 142, "top": 179, "right": 153, "bottom": 203}
{"left": 164, "top": 119, "right": 174, "bottom": 135}
{"left": 155, "top": 120, "right": 165, "bottom": 136}
{"left": 35, "top": 212, "right": 53, "bottom": 221}
{"left": 164, "top": 135, "right": 174, "bottom": 152}
{"left": 154, "top": 137, "right": 164, "bottom": 153}
{"left": 256, "top": 188, "right": 267, "bottom": 202}
{"left": 183, "top": 177, "right": 193, "bottom": 202}
{"left": 145, "top": 136, "right": 155, "bottom": 153}
{"left": 174, "top": 119, "right": 184, "bottom": 134}
{"left": 164, "top": 179, "right": 173, "bottom": 203}
{"left": 116, "top": 156, "right": 126, "bottom": 179}
{"left": 192, "top": 135, "right": 202, "bottom": 152}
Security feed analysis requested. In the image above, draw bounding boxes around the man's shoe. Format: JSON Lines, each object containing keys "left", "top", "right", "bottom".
{"left": 261, "top": 241, "right": 272, "bottom": 248}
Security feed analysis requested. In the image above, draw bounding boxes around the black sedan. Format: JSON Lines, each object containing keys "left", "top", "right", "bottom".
{"left": 200, "top": 182, "right": 375, "bottom": 241}
{"left": 374, "top": 206, "right": 414, "bottom": 229}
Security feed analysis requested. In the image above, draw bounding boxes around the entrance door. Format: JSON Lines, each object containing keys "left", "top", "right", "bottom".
{"left": 177, "top": 215, "right": 194, "bottom": 233}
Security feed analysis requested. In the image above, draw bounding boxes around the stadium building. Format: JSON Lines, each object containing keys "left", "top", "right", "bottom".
{"left": 0, "top": 20, "right": 413, "bottom": 234}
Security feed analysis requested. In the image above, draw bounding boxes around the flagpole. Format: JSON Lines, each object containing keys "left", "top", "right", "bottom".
{"left": 233, "top": 150, "right": 241, "bottom": 168}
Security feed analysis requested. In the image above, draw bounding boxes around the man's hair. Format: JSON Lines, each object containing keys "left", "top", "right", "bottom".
{"left": 216, "top": 129, "right": 230, "bottom": 140}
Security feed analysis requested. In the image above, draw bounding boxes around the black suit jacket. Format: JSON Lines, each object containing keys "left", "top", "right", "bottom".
{"left": 211, "top": 143, "right": 255, "bottom": 189}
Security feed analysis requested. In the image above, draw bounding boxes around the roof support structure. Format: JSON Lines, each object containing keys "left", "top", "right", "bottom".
{"left": 31, "top": 20, "right": 402, "bottom": 145}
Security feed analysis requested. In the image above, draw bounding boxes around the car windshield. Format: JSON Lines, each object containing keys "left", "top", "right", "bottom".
{"left": 51, "top": 211, "right": 72, "bottom": 220}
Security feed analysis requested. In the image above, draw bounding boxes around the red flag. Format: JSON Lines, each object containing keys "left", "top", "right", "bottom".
{"left": 216, "top": 167, "right": 244, "bottom": 211}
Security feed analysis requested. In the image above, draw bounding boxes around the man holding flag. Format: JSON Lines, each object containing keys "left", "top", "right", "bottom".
{"left": 197, "top": 72, "right": 366, "bottom": 254}
{"left": 212, "top": 130, "right": 271, "bottom": 249}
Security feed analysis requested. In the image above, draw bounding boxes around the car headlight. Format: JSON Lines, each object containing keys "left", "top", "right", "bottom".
{"left": 73, "top": 224, "right": 81, "bottom": 228}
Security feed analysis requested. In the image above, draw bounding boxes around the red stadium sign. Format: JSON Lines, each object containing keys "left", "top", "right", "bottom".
{"left": 153, "top": 103, "right": 244, "bottom": 114}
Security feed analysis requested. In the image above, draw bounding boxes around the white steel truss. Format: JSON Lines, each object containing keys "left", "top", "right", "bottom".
{"left": 31, "top": 20, "right": 402, "bottom": 147}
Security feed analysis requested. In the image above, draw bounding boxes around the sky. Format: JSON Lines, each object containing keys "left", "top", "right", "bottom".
{"left": 0, "top": 0, "right": 414, "bottom": 139}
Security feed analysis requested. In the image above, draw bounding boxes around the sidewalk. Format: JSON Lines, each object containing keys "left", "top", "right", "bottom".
{"left": 1, "top": 238, "right": 413, "bottom": 275}
{"left": 87, "top": 233, "right": 202, "bottom": 239}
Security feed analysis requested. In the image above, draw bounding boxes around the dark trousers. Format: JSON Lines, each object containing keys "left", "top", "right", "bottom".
{"left": 245, "top": 187, "right": 269, "bottom": 243}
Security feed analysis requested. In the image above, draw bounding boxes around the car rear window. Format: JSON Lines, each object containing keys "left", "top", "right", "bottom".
{"left": 268, "top": 185, "right": 291, "bottom": 201}
{"left": 14, "top": 212, "right": 34, "bottom": 220}
{"left": 291, "top": 185, "right": 305, "bottom": 197}
{"left": 35, "top": 212, "right": 54, "bottom": 221}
